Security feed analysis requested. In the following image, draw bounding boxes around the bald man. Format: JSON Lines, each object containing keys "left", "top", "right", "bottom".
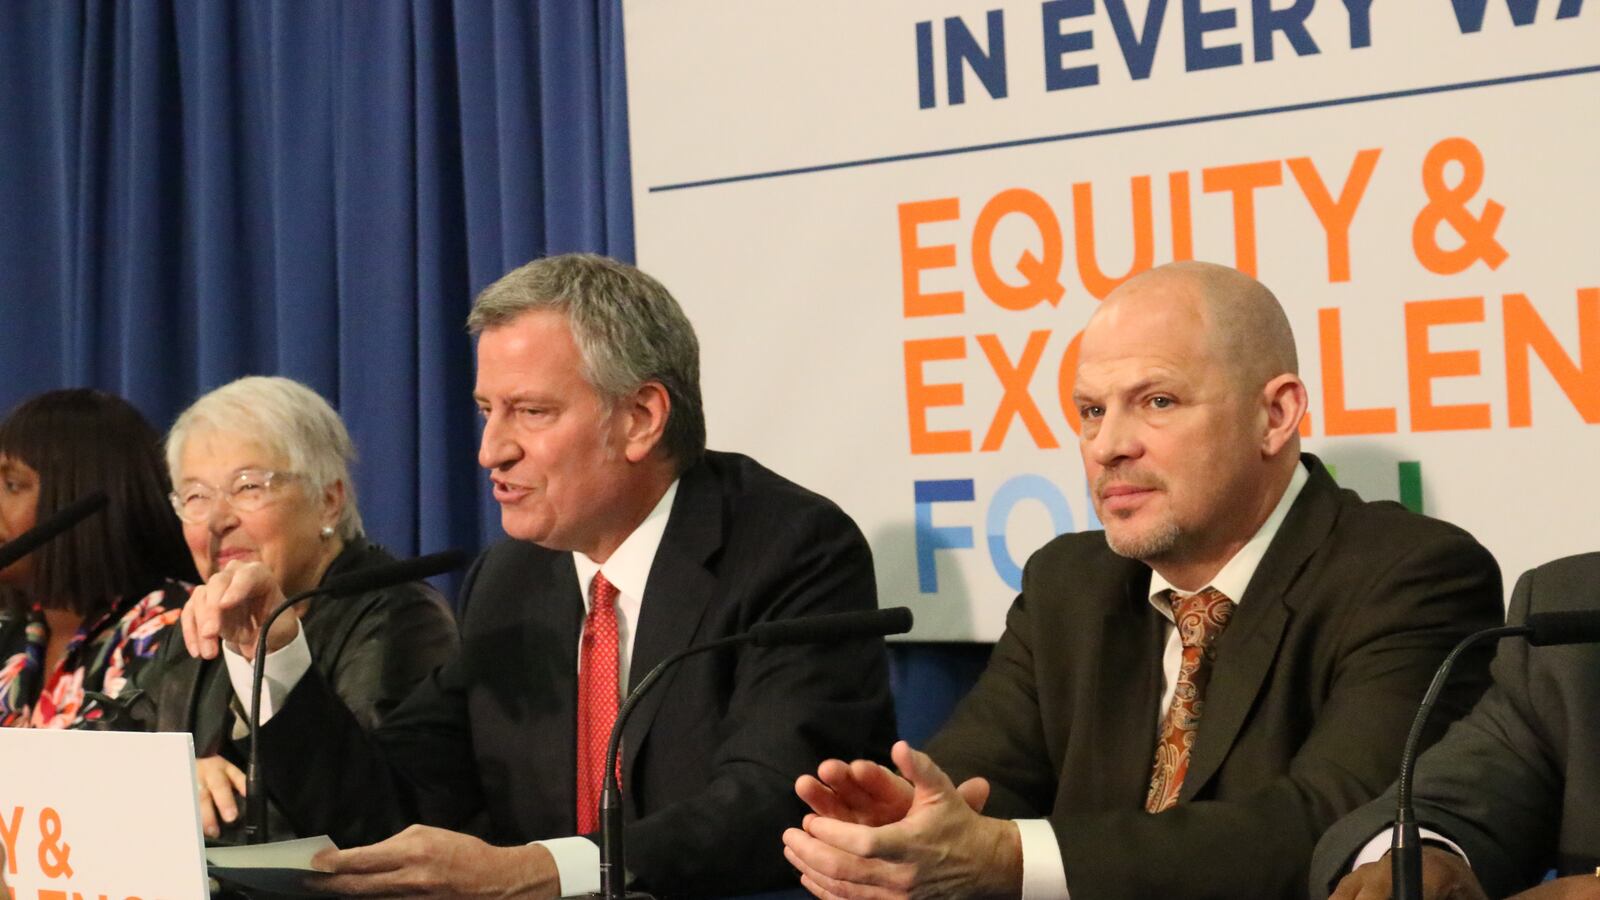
{"left": 783, "top": 263, "right": 1503, "bottom": 899}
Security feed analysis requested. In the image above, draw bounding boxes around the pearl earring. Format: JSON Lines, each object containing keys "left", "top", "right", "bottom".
{"left": 320, "top": 525, "right": 334, "bottom": 539}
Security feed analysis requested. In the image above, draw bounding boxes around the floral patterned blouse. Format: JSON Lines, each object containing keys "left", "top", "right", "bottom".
{"left": 0, "top": 581, "right": 186, "bottom": 729}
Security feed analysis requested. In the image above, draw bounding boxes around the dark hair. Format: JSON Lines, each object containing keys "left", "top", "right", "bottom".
{"left": 0, "top": 389, "right": 198, "bottom": 617}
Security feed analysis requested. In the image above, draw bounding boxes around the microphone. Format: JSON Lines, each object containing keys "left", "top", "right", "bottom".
{"left": 243, "top": 548, "right": 467, "bottom": 843}
{"left": 587, "top": 606, "right": 914, "bottom": 900}
{"left": 0, "top": 491, "right": 109, "bottom": 571}
{"left": 1391, "top": 611, "right": 1600, "bottom": 898}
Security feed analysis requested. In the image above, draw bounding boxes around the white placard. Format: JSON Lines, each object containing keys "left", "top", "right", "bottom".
{"left": 0, "top": 730, "right": 208, "bottom": 899}
{"left": 625, "top": 1, "right": 1600, "bottom": 640}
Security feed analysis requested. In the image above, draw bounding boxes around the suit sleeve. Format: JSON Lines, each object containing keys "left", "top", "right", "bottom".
{"left": 259, "top": 566, "right": 486, "bottom": 847}
{"left": 624, "top": 501, "right": 896, "bottom": 897}
{"left": 322, "top": 587, "right": 459, "bottom": 730}
{"left": 1311, "top": 566, "right": 1561, "bottom": 899}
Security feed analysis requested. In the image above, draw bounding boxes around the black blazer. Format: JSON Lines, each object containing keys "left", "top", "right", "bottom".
{"left": 127, "top": 539, "right": 458, "bottom": 843}
{"left": 257, "top": 451, "right": 897, "bottom": 897}
{"left": 1311, "top": 553, "right": 1600, "bottom": 899}
{"left": 927, "top": 455, "right": 1504, "bottom": 900}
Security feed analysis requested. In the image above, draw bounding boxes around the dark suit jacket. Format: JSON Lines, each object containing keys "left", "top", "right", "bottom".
{"left": 927, "top": 455, "right": 1504, "bottom": 900}
{"left": 257, "top": 451, "right": 897, "bottom": 898}
{"left": 1311, "top": 553, "right": 1600, "bottom": 899}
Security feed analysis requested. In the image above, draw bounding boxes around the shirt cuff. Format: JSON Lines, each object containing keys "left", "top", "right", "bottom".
{"left": 221, "top": 624, "right": 312, "bottom": 727}
{"left": 1351, "top": 827, "right": 1471, "bottom": 870}
{"left": 536, "top": 836, "right": 600, "bottom": 897}
{"left": 1015, "top": 818, "right": 1070, "bottom": 900}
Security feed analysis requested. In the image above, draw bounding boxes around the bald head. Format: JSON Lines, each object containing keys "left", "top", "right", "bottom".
{"left": 1093, "top": 261, "right": 1297, "bottom": 392}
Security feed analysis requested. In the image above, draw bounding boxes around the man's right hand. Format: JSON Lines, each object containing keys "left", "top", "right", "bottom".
{"left": 180, "top": 561, "right": 296, "bottom": 662}
{"left": 1330, "top": 847, "right": 1490, "bottom": 900}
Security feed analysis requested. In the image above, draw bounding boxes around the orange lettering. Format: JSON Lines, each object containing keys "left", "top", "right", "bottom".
{"left": 0, "top": 806, "right": 18, "bottom": 875}
{"left": 1201, "top": 160, "right": 1283, "bottom": 277}
{"left": 972, "top": 189, "right": 1066, "bottom": 310}
{"left": 1504, "top": 288, "right": 1600, "bottom": 427}
{"left": 1405, "top": 297, "right": 1492, "bottom": 431}
{"left": 1056, "top": 330, "right": 1085, "bottom": 437}
{"left": 1318, "top": 307, "right": 1397, "bottom": 435}
{"left": 904, "top": 338, "right": 972, "bottom": 454}
{"left": 1287, "top": 149, "right": 1381, "bottom": 283}
{"left": 1169, "top": 171, "right": 1194, "bottom": 262}
{"left": 1072, "top": 177, "right": 1155, "bottom": 299}
{"left": 899, "top": 198, "right": 963, "bottom": 317}
{"left": 977, "top": 331, "right": 1060, "bottom": 451}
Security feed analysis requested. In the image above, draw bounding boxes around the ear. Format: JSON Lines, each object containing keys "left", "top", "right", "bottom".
{"left": 319, "top": 478, "right": 347, "bottom": 531}
{"left": 1259, "top": 374, "right": 1308, "bottom": 457}
{"left": 618, "top": 382, "right": 672, "bottom": 464}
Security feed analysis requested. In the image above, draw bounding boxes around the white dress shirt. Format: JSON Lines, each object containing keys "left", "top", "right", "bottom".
{"left": 1016, "top": 462, "right": 1309, "bottom": 899}
{"left": 224, "top": 479, "right": 680, "bottom": 898}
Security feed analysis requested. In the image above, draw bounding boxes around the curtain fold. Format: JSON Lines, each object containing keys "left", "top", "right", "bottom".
{"left": 0, "top": 0, "right": 635, "bottom": 571}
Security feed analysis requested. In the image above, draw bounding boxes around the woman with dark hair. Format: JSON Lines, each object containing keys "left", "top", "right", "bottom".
{"left": 0, "top": 389, "right": 199, "bottom": 728}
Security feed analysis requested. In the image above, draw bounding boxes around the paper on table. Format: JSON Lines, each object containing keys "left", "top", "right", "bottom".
{"left": 206, "top": 835, "right": 337, "bottom": 895}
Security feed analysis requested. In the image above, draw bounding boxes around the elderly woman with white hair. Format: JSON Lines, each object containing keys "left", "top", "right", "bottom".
{"left": 129, "top": 376, "right": 457, "bottom": 843}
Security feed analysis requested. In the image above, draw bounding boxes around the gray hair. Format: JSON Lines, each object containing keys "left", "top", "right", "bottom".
{"left": 166, "top": 376, "right": 364, "bottom": 539}
{"left": 467, "top": 253, "right": 706, "bottom": 468}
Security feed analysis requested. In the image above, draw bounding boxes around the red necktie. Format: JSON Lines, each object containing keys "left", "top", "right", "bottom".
{"left": 1146, "top": 587, "right": 1235, "bottom": 813}
{"left": 576, "top": 572, "right": 621, "bottom": 834}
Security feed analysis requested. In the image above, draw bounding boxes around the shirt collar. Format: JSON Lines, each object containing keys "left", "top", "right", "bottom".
{"left": 572, "top": 479, "right": 679, "bottom": 608}
{"left": 1148, "top": 458, "right": 1309, "bottom": 615}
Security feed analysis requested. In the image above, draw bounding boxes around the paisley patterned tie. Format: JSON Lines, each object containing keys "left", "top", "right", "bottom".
{"left": 1146, "top": 587, "right": 1235, "bottom": 813}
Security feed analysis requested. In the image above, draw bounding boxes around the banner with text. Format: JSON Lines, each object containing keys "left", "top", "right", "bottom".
{"left": 625, "top": 0, "right": 1599, "bottom": 640}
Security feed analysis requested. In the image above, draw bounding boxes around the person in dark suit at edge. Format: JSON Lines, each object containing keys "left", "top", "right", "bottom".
{"left": 1315, "top": 552, "right": 1600, "bottom": 900}
{"left": 179, "top": 253, "right": 897, "bottom": 898}
{"left": 783, "top": 261, "right": 1504, "bottom": 900}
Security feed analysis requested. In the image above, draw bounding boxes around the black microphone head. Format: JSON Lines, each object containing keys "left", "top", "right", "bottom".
{"left": 750, "top": 606, "right": 914, "bottom": 648}
{"left": 1523, "top": 610, "right": 1600, "bottom": 647}
{"left": 315, "top": 548, "right": 469, "bottom": 598}
{"left": 0, "top": 490, "right": 109, "bottom": 571}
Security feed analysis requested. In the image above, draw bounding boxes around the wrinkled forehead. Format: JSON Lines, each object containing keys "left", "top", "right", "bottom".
{"left": 175, "top": 428, "right": 289, "bottom": 484}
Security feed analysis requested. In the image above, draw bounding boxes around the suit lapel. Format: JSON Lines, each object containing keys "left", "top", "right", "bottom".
{"left": 1180, "top": 456, "right": 1341, "bottom": 801}
{"left": 1072, "top": 569, "right": 1166, "bottom": 810}
{"left": 619, "top": 461, "right": 723, "bottom": 791}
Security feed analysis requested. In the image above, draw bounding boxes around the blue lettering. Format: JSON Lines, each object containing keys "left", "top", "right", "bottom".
{"left": 915, "top": 21, "right": 937, "bottom": 109}
{"left": 1183, "top": 0, "right": 1243, "bottom": 71}
{"left": 945, "top": 9, "right": 1009, "bottom": 105}
{"left": 1042, "top": 0, "right": 1099, "bottom": 90}
{"left": 1341, "top": 0, "right": 1376, "bottom": 48}
{"left": 985, "top": 475, "right": 1074, "bottom": 591}
{"left": 1449, "top": 0, "right": 1583, "bottom": 31}
{"left": 1106, "top": 0, "right": 1171, "bottom": 79}
{"left": 1253, "top": 0, "right": 1319, "bottom": 61}
{"left": 915, "top": 480, "right": 975, "bottom": 593}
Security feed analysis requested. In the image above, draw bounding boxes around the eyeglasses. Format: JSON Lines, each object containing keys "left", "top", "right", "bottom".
{"left": 169, "top": 469, "right": 300, "bottom": 524}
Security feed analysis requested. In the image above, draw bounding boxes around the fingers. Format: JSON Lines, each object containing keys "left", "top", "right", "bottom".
{"left": 797, "top": 773, "right": 850, "bottom": 820}
{"left": 195, "top": 756, "right": 245, "bottom": 839}
{"left": 955, "top": 776, "right": 990, "bottom": 813}
{"left": 1330, "top": 859, "right": 1391, "bottom": 900}
{"left": 783, "top": 826, "right": 905, "bottom": 900}
{"left": 890, "top": 741, "right": 958, "bottom": 800}
{"left": 802, "top": 812, "right": 891, "bottom": 860}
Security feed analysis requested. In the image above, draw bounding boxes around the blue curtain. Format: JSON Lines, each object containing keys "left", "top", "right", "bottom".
{"left": 0, "top": 0, "right": 986, "bottom": 744}
{"left": 0, "top": 0, "right": 634, "bottom": 568}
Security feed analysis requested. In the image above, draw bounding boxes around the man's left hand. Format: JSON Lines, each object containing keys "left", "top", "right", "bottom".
{"left": 308, "top": 825, "right": 560, "bottom": 898}
{"left": 782, "top": 741, "right": 1022, "bottom": 900}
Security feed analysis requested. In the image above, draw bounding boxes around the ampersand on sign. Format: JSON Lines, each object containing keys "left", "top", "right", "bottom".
{"left": 37, "top": 807, "right": 72, "bottom": 879}
{"left": 1412, "top": 136, "right": 1508, "bottom": 274}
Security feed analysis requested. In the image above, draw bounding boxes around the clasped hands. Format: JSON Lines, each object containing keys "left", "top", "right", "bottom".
{"left": 1332, "top": 849, "right": 1600, "bottom": 900}
{"left": 784, "top": 740, "right": 1023, "bottom": 900}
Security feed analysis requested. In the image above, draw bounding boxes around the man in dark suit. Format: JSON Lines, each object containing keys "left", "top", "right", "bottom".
{"left": 1315, "top": 552, "right": 1600, "bottom": 900}
{"left": 783, "top": 261, "right": 1503, "bottom": 899}
{"left": 180, "top": 254, "right": 896, "bottom": 898}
